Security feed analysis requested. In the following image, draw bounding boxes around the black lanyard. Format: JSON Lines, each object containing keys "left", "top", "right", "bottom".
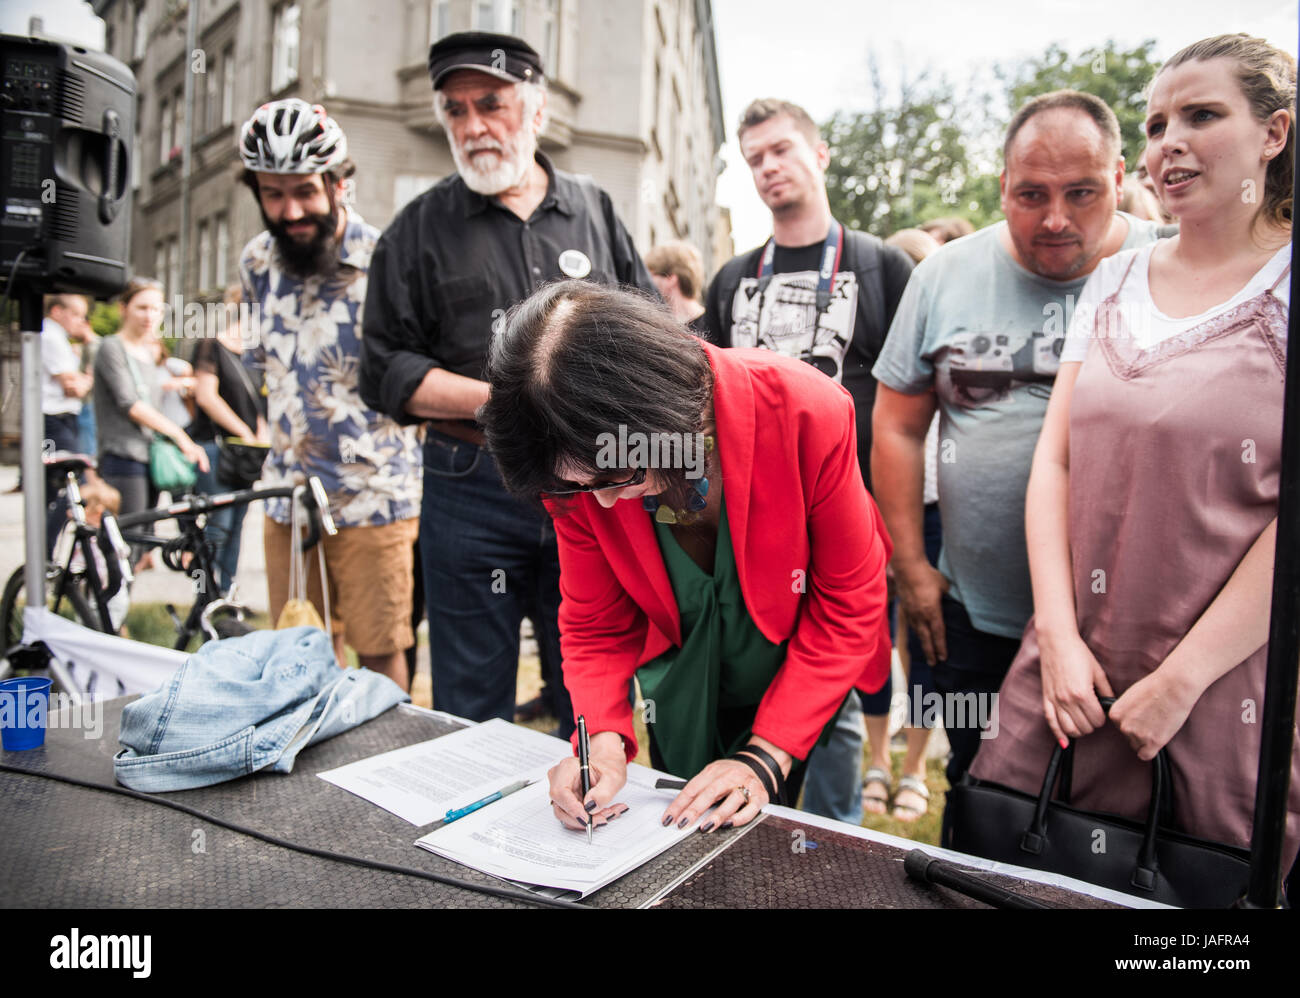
{"left": 755, "top": 220, "right": 844, "bottom": 324}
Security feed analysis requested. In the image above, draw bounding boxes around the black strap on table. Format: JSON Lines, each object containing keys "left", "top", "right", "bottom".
{"left": 0, "top": 763, "right": 586, "bottom": 910}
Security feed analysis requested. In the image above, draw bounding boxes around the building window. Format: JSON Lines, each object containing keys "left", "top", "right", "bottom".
{"left": 215, "top": 215, "right": 229, "bottom": 288}
{"left": 271, "top": 2, "right": 301, "bottom": 93}
{"left": 204, "top": 47, "right": 219, "bottom": 133}
{"left": 474, "top": 0, "right": 520, "bottom": 33}
{"left": 221, "top": 46, "right": 235, "bottom": 126}
{"left": 132, "top": 1, "right": 148, "bottom": 61}
{"left": 429, "top": 0, "right": 450, "bottom": 41}
{"left": 197, "top": 220, "right": 211, "bottom": 291}
{"left": 542, "top": 0, "right": 559, "bottom": 74}
{"left": 172, "top": 85, "right": 183, "bottom": 158}
{"left": 131, "top": 113, "right": 141, "bottom": 189}
{"left": 154, "top": 242, "right": 166, "bottom": 284}
{"left": 159, "top": 96, "right": 170, "bottom": 164}
{"left": 166, "top": 236, "right": 179, "bottom": 297}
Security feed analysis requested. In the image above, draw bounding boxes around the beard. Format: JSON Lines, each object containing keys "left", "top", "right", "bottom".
{"left": 450, "top": 127, "right": 538, "bottom": 196}
{"left": 263, "top": 203, "right": 341, "bottom": 278}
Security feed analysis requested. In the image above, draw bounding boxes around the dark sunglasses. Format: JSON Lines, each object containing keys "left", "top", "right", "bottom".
{"left": 543, "top": 466, "right": 647, "bottom": 496}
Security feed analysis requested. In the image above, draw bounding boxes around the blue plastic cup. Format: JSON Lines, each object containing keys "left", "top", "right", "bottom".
{"left": 0, "top": 676, "right": 53, "bottom": 751}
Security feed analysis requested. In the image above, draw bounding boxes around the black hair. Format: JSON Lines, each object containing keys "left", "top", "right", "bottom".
{"left": 482, "top": 280, "right": 714, "bottom": 514}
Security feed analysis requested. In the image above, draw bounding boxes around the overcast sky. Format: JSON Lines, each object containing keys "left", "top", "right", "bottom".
{"left": 712, "top": 0, "right": 1299, "bottom": 247}
{"left": 6, "top": 0, "right": 1298, "bottom": 249}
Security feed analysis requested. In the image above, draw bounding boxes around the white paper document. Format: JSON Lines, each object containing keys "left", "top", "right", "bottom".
{"left": 416, "top": 763, "right": 696, "bottom": 897}
{"left": 317, "top": 718, "right": 568, "bottom": 826}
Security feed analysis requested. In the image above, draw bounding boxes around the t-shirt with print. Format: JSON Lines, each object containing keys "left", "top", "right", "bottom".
{"left": 240, "top": 211, "right": 422, "bottom": 528}
{"left": 872, "top": 213, "right": 1163, "bottom": 639}
{"left": 704, "top": 228, "right": 913, "bottom": 489}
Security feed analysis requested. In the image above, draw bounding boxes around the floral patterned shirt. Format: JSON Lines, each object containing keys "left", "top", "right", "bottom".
{"left": 240, "top": 211, "right": 421, "bottom": 527}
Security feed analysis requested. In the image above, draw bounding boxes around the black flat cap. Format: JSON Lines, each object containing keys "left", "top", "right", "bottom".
{"left": 427, "top": 31, "right": 544, "bottom": 89}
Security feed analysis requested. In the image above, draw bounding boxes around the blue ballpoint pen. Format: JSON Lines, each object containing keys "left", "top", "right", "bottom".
{"left": 442, "top": 779, "right": 532, "bottom": 824}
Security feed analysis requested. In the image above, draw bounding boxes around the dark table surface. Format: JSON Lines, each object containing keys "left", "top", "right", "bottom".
{"left": 0, "top": 697, "right": 1123, "bottom": 909}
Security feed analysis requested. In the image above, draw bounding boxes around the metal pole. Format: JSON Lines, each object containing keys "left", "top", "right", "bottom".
{"left": 178, "top": 0, "right": 199, "bottom": 303}
{"left": 20, "top": 292, "right": 44, "bottom": 612}
{"left": 1243, "top": 20, "right": 1300, "bottom": 909}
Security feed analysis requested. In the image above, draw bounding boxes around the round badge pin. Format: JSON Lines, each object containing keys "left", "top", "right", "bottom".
{"left": 558, "top": 249, "right": 592, "bottom": 279}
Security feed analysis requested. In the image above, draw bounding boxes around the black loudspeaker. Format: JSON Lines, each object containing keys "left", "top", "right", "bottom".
{"left": 0, "top": 34, "right": 135, "bottom": 297}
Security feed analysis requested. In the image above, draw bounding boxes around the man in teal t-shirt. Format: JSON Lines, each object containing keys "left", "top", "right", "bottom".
{"left": 871, "top": 90, "right": 1164, "bottom": 790}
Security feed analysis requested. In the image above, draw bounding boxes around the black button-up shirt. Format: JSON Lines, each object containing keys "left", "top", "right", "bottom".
{"left": 360, "top": 152, "right": 658, "bottom": 425}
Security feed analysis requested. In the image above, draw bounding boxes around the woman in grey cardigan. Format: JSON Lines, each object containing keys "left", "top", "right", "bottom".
{"left": 94, "top": 277, "right": 209, "bottom": 537}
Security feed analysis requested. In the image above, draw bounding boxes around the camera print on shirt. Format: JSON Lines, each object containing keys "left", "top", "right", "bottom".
{"left": 938, "top": 327, "right": 1063, "bottom": 408}
{"left": 728, "top": 271, "right": 859, "bottom": 383}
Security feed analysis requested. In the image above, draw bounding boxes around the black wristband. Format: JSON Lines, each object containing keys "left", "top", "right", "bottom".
{"left": 735, "top": 745, "right": 788, "bottom": 803}
{"left": 732, "top": 753, "right": 779, "bottom": 805}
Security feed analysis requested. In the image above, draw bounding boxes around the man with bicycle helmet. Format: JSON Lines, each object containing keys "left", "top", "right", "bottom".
{"left": 237, "top": 99, "right": 421, "bottom": 691}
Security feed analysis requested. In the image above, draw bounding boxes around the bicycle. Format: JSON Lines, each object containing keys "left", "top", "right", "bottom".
{"left": 0, "top": 474, "right": 337, "bottom": 685}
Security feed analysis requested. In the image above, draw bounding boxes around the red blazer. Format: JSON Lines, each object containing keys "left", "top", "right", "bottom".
{"left": 551, "top": 342, "right": 893, "bottom": 762}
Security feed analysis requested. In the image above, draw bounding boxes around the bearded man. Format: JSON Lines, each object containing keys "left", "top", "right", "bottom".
{"left": 238, "top": 99, "right": 422, "bottom": 690}
{"left": 360, "top": 32, "right": 658, "bottom": 735}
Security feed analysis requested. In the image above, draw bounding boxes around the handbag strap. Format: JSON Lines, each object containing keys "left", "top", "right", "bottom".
{"left": 225, "top": 346, "right": 262, "bottom": 426}
{"left": 1021, "top": 697, "right": 1171, "bottom": 893}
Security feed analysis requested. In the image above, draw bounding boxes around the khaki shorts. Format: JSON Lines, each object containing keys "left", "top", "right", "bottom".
{"left": 264, "top": 515, "right": 419, "bottom": 657}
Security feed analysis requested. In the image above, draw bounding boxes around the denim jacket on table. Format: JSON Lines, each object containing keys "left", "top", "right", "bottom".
{"left": 114, "top": 626, "right": 408, "bottom": 792}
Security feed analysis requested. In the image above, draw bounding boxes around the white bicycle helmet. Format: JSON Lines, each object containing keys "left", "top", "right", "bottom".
{"left": 239, "top": 99, "right": 348, "bottom": 174}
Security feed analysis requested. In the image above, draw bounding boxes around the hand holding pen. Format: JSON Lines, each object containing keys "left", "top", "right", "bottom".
{"left": 547, "top": 720, "right": 630, "bottom": 834}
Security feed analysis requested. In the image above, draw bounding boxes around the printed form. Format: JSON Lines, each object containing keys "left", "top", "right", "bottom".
{"left": 317, "top": 718, "right": 565, "bottom": 826}
{"left": 416, "top": 764, "right": 698, "bottom": 897}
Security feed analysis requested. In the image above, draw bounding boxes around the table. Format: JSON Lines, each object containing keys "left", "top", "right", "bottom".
{"left": 1, "top": 697, "right": 1130, "bottom": 908}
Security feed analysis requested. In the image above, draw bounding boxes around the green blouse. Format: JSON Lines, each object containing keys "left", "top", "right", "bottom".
{"left": 635, "top": 493, "right": 789, "bottom": 779}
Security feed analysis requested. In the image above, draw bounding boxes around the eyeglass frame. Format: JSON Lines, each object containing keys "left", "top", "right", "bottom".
{"left": 542, "top": 466, "right": 647, "bottom": 496}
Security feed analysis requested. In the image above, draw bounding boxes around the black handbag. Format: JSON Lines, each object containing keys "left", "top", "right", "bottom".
{"left": 942, "top": 705, "right": 1252, "bottom": 908}
{"left": 214, "top": 356, "right": 268, "bottom": 489}
{"left": 216, "top": 437, "right": 269, "bottom": 490}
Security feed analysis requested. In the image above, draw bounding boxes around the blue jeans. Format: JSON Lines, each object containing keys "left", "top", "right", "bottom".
{"left": 933, "top": 593, "right": 1021, "bottom": 789}
{"left": 419, "top": 429, "right": 573, "bottom": 736}
{"left": 76, "top": 401, "right": 97, "bottom": 457}
{"left": 192, "top": 440, "right": 248, "bottom": 597}
{"left": 800, "top": 692, "right": 865, "bottom": 825}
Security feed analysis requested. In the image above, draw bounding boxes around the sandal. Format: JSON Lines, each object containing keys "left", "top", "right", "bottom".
{"left": 892, "top": 774, "right": 930, "bottom": 822}
{"left": 861, "top": 767, "right": 891, "bottom": 815}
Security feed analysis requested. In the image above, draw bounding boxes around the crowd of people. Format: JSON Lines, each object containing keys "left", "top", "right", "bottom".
{"left": 36, "top": 27, "right": 1298, "bottom": 897}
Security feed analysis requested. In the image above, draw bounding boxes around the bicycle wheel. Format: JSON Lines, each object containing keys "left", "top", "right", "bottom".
{"left": 0, "top": 564, "right": 101, "bottom": 653}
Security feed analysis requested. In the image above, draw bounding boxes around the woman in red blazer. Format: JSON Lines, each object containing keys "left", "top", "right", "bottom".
{"left": 482, "top": 281, "right": 892, "bottom": 833}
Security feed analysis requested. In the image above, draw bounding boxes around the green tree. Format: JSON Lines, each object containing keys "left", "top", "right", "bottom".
{"left": 823, "top": 58, "right": 976, "bottom": 237}
{"left": 89, "top": 301, "right": 120, "bottom": 339}
{"left": 1001, "top": 39, "right": 1163, "bottom": 169}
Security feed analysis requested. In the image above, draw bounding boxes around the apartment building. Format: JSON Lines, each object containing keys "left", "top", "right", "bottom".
{"left": 90, "top": 0, "right": 732, "bottom": 304}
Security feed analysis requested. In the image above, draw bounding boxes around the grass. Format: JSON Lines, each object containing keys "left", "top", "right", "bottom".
{"left": 122, "top": 601, "right": 267, "bottom": 652}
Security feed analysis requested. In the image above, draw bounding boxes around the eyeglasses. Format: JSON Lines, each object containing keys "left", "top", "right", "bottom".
{"left": 543, "top": 467, "right": 646, "bottom": 496}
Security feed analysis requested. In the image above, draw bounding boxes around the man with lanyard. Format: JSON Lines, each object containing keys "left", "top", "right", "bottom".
{"left": 703, "top": 98, "right": 914, "bottom": 825}
{"left": 360, "top": 32, "right": 658, "bottom": 737}
{"left": 238, "top": 99, "right": 422, "bottom": 690}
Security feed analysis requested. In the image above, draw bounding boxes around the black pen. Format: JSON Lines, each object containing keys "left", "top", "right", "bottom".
{"left": 578, "top": 714, "right": 592, "bottom": 845}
